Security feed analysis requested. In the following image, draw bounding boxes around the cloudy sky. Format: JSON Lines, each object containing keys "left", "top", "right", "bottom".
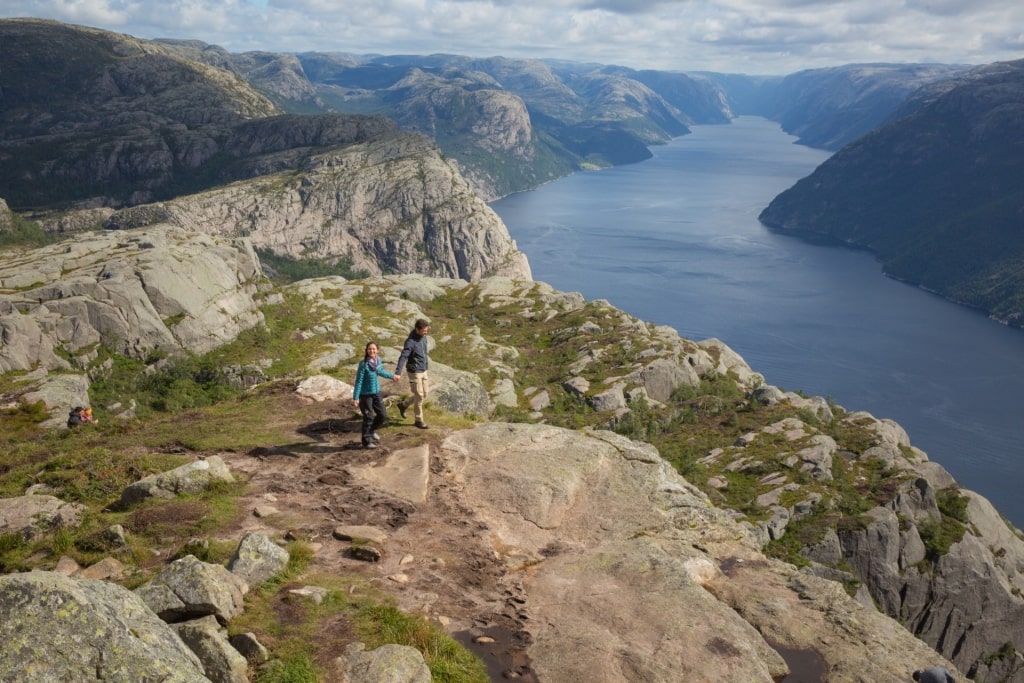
{"left": 3, "top": 0, "right": 1023, "bottom": 75}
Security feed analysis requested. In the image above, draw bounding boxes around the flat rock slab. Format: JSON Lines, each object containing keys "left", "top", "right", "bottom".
{"left": 349, "top": 444, "right": 429, "bottom": 504}
{"left": 333, "top": 525, "right": 389, "bottom": 545}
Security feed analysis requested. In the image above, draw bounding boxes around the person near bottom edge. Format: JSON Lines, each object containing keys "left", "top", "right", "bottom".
{"left": 352, "top": 341, "right": 396, "bottom": 448}
{"left": 912, "top": 667, "right": 956, "bottom": 683}
{"left": 393, "top": 318, "right": 430, "bottom": 429}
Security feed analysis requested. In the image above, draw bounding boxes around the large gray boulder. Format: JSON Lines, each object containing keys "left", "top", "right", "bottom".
{"left": 333, "top": 642, "right": 431, "bottom": 683}
{"left": 116, "top": 456, "right": 235, "bottom": 509}
{"left": 0, "top": 494, "right": 87, "bottom": 539}
{"left": 424, "top": 361, "right": 491, "bottom": 416}
{"left": 0, "top": 571, "right": 210, "bottom": 682}
{"left": 135, "top": 555, "right": 248, "bottom": 624}
{"left": 227, "top": 531, "right": 290, "bottom": 587}
{"left": 174, "top": 616, "right": 249, "bottom": 683}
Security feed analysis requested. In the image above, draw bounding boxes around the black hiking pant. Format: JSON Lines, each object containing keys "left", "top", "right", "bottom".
{"left": 358, "top": 393, "right": 386, "bottom": 445}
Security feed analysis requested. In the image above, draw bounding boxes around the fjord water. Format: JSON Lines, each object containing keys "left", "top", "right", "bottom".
{"left": 491, "top": 116, "right": 1024, "bottom": 529}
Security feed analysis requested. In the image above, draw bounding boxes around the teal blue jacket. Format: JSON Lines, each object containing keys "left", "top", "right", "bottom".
{"left": 353, "top": 360, "right": 395, "bottom": 399}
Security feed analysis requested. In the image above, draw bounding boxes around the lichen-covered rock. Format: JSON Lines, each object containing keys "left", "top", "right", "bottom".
{"left": 427, "top": 362, "right": 491, "bottom": 416}
{"left": 174, "top": 615, "right": 248, "bottom": 683}
{"left": 227, "top": 531, "right": 290, "bottom": 587}
{"left": 135, "top": 555, "right": 248, "bottom": 624}
{"left": 117, "top": 456, "right": 235, "bottom": 509}
{"left": 0, "top": 571, "right": 210, "bottom": 682}
{"left": 0, "top": 494, "right": 87, "bottom": 539}
{"left": 333, "top": 642, "right": 431, "bottom": 683}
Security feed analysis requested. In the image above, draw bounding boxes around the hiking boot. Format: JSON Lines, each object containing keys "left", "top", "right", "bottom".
{"left": 415, "top": 421, "right": 429, "bottom": 430}
{"left": 363, "top": 442, "right": 379, "bottom": 449}
{"left": 371, "top": 432, "right": 381, "bottom": 442}
{"left": 397, "top": 402, "right": 407, "bottom": 419}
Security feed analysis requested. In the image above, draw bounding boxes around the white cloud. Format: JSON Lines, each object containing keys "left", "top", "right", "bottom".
{"left": 2, "top": 0, "right": 1023, "bottom": 73}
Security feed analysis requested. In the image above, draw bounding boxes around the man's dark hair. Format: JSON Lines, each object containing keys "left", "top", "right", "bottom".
{"left": 414, "top": 318, "right": 430, "bottom": 331}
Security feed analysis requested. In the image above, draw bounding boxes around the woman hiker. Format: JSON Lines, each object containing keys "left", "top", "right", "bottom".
{"left": 352, "top": 341, "right": 397, "bottom": 448}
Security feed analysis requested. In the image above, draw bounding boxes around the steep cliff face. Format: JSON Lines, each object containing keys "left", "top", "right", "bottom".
{"left": 100, "top": 132, "right": 532, "bottom": 282}
{"left": 712, "top": 405, "right": 1024, "bottom": 681}
{"left": 759, "top": 59, "right": 1024, "bottom": 327}
{"left": 384, "top": 68, "right": 549, "bottom": 200}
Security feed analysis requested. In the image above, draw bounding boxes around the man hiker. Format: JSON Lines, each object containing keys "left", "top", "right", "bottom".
{"left": 394, "top": 318, "right": 431, "bottom": 429}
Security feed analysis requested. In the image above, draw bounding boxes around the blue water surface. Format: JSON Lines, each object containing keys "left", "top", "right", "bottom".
{"left": 491, "top": 116, "right": 1024, "bottom": 528}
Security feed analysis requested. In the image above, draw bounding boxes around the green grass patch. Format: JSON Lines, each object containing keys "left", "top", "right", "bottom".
{"left": 257, "top": 248, "right": 369, "bottom": 284}
{"left": 0, "top": 212, "right": 58, "bottom": 249}
{"left": 230, "top": 572, "right": 487, "bottom": 683}
{"left": 354, "top": 604, "right": 489, "bottom": 682}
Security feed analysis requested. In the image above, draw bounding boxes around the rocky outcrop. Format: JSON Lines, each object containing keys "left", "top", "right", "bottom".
{"left": 698, "top": 402, "right": 1024, "bottom": 681}
{"left": 0, "top": 225, "right": 262, "bottom": 371}
{"left": 831, "top": 446, "right": 1024, "bottom": 680}
{"left": 439, "top": 422, "right": 962, "bottom": 681}
{"left": 99, "top": 131, "right": 532, "bottom": 282}
{"left": 0, "top": 225, "right": 264, "bottom": 424}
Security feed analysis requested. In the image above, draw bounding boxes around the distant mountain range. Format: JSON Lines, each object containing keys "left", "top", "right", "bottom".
{"left": 2, "top": 18, "right": 1022, "bottom": 326}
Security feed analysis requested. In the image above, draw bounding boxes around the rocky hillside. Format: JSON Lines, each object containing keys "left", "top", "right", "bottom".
{"left": 294, "top": 53, "right": 735, "bottom": 198}
{"left": 2, "top": 228, "right": 1023, "bottom": 681}
{"left": 0, "top": 18, "right": 282, "bottom": 209}
{"left": 76, "top": 129, "right": 531, "bottom": 282}
{"left": 0, "top": 20, "right": 530, "bottom": 282}
{"left": 156, "top": 46, "right": 734, "bottom": 199}
{"left": 759, "top": 59, "right": 1024, "bottom": 327}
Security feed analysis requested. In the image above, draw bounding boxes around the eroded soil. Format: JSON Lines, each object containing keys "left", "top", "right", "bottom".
{"left": 213, "top": 390, "right": 537, "bottom": 681}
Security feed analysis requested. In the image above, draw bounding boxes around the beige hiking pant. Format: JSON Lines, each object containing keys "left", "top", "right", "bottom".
{"left": 407, "top": 371, "right": 428, "bottom": 422}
